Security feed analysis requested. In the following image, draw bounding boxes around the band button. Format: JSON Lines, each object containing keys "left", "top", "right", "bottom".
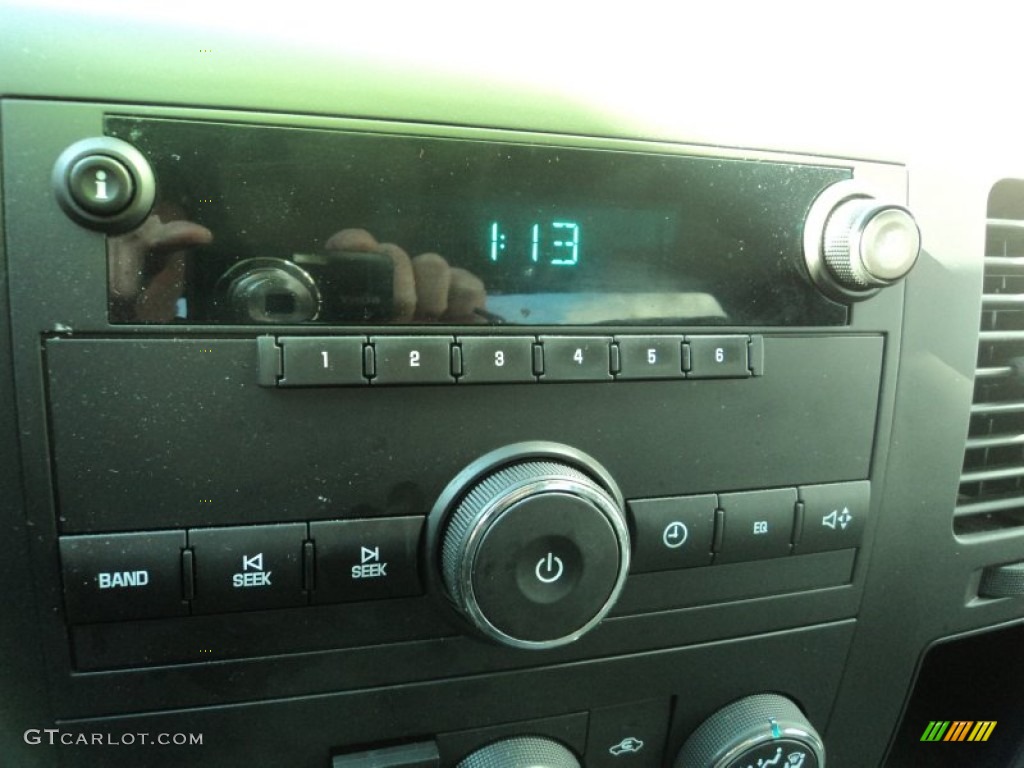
{"left": 59, "top": 531, "right": 187, "bottom": 623}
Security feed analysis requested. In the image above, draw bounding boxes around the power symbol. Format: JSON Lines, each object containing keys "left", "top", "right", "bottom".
{"left": 535, "top": 552, "right": 565, "bottom": 584}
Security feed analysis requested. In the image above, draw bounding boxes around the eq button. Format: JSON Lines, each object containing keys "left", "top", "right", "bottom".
{"left": 717, "top": 488, "right": 797, "bottom": 563}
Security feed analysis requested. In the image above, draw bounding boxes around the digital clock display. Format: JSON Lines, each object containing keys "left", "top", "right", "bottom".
{"left": 105, "top": 117, "right": 850, "bottom": 326}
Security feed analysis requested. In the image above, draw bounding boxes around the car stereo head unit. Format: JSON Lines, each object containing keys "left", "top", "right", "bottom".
{"left": 3, "top": 101, "right": 911, "bottom": 689}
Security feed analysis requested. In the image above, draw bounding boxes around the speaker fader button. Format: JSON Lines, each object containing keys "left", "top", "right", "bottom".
{"left": 795, "top": 480, "right": 870, "bottom": 554}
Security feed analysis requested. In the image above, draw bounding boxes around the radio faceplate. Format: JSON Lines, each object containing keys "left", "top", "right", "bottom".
{"left": 2, "top": 100, "right": 906, "bottom": 721}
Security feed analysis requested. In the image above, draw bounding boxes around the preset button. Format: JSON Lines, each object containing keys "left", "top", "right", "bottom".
{"left": 539, "top": 336, "right": 613, "bottom": 382}
{"left": 458, "top": 336, "right": 535, "bottom": 383}
{"left": 279, "top": 336, "right": 366, "bottom": 386}
{"left": 687, "top": 335, "right": 750, "bottom": 379}
{"left": 616, "top": 336, "right": 685, "bottom": 380}
{"left": 371, "top": 336, "right": 454, "bottom": 385}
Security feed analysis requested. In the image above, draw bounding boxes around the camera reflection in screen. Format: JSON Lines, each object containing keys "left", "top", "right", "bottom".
{"left": 108, "top": 213, "right": 488, "bottom": 325}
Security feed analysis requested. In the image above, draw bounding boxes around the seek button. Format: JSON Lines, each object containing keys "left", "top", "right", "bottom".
{"left": 311, "top": 517, "right": 424, "bottom": 603}
{"left": 189, "top": 524, "right": 307, "bottom": 614}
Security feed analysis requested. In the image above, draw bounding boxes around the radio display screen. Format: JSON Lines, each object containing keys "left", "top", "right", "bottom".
{"left": 105, "top": 116, "right": 850, "bottom": 326}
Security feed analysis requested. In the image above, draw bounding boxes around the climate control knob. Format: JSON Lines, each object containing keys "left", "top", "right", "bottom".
{"left": 674, "top": 694, "right": 826, "bottom": 768}
{"left": 437, "top": 447, "right": 630, "bottom": 649}
{"left": 457, "top": 736, "right": 580, "bottom": 768}
{"left": 804, "top": 181, "right": 920, "bottom": 300}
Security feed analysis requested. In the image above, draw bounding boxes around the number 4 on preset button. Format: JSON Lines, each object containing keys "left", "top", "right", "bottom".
{"left": 538, "top": 336, "right": 613, "bottom": 382}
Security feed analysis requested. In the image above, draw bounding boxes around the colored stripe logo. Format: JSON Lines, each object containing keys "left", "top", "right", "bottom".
{"left": 921, "top": 721, "right": 996, "bottom": 742}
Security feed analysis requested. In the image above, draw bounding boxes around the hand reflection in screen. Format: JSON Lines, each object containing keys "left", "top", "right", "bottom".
{"left": 109, "top": 216, "right": 487, "bottom": 324}
{"left": 325, "top": 228, "right": 487, "bottom": 323}
{"left": 108, "top": 205, "right": 213, "bottom": 322}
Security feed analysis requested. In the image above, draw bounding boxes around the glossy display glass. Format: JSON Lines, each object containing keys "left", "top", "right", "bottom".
{"left": 105, "top": 117, "right": 849, "bottom": 326}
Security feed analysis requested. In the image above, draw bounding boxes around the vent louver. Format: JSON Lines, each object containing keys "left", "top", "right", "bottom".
{"left": 957, "top": 180, "right": 1024, "bottom": 535}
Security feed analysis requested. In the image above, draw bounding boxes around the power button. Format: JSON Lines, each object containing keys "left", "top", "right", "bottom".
{"left": 472, "top": 495, "right": 618, "bottom": 643}
{"left": 438, "top": 454, "right": 631, "bottom": 649}
{"left": 535, "top": 552, "right": 565, "bottom": 584}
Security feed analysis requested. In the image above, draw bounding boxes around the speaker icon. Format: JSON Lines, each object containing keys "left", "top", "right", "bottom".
{"left": 822, "top": 507, "right": 852, "bottom": 530}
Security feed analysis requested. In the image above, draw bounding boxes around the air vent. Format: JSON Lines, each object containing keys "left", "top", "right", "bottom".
{"left": 957, "top": 180, "right": 1024, "bottom": 535}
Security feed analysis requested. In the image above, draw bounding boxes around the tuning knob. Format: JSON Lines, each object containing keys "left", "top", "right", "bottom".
{"left": 457, "top": 736, "right": 580, "bottom": 768}
{"left": 436, "top": 445, "right": 630, "bottom": 649}
{"left": 674, "top": 694, "right": 825, "bottom": 768}
{"left": 804, "top": 181, "right": 920, "bottom": 300}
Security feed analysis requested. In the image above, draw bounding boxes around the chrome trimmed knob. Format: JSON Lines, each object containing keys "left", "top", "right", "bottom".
{"left": 804, "top": 180, "right": 920, "bottom": 301}
{"left": 457, "top": 736, "right": 580, "bottom": 768}
{"left": 435, "top": 444, "right": 629, "bottom": 650}
{"left": 674, "top": 694, "right": 826, "bottom": 768}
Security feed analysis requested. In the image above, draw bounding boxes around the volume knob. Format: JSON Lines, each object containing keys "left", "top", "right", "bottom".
{"left": 804, "top": 182, "right": 921, "bottom": 300}
{"left": 437, "top": 449, "right": 630, "bottom": 649}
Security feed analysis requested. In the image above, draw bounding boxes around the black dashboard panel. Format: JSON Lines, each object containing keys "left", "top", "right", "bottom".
{"left": 2, "top": 6, "right": 1022, "bottom": 768}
